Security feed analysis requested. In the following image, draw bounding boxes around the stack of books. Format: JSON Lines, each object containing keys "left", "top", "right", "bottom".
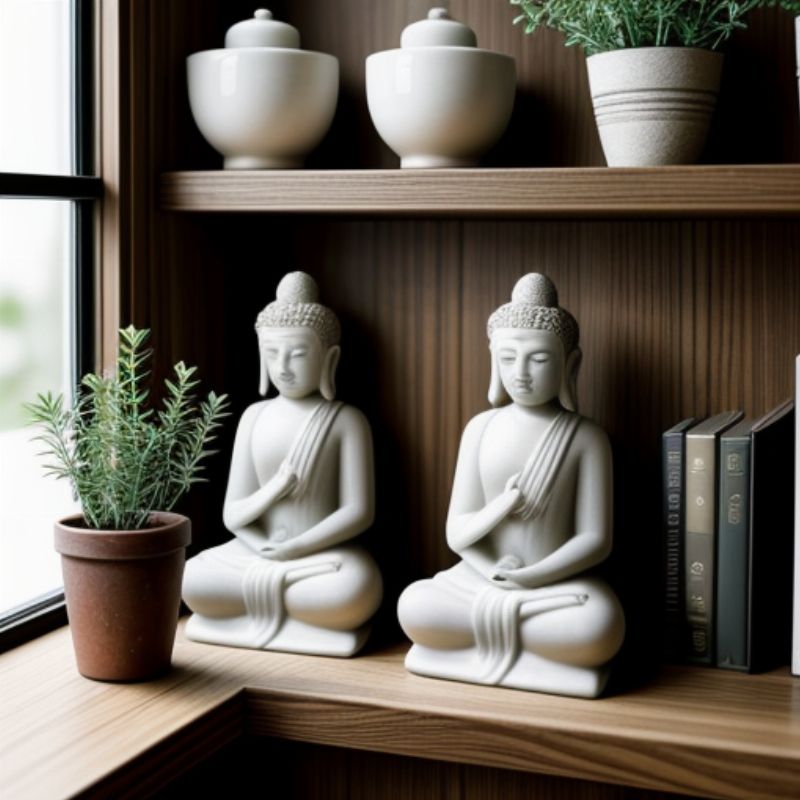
{"left": 662, "top": 401, "right": 795, "bottom": 671}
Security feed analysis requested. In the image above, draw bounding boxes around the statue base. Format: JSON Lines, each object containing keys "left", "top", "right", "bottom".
{"left": 404, "top": 643, "right": 609, "bottom": 698}
{"left": 185, "top": 613, "right": 370, "bottom": 657}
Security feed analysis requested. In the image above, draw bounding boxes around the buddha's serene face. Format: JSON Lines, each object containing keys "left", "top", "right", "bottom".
{"left": 492, "top": 328, "right": 564, "bottom": 408}
{"left": 261, "top": 327, "right": 324, "bottom": 399}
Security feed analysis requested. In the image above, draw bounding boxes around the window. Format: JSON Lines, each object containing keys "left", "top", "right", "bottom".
{"left": 0, "top": 0, "right": 101, "bottom": 648}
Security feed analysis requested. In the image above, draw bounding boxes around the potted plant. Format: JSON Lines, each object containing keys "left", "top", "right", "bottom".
{"left": 27, "top": 326, "right": 228, "bottom": 681}
{"left": 510, "top": 0, "right": 763, "bottom": 166}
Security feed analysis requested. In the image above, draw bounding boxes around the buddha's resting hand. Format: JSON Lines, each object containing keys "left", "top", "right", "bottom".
{"left": 491, "top": 554, "right": 524, "bottom": 585}
{"left": 259, "top": 532, "right": 305, "bottom": 562}
{"left": 492, "top": 560, "right": 548, "bottom": 589}
{"left": 492, "top": 528, "right": 610, "bottom": 589}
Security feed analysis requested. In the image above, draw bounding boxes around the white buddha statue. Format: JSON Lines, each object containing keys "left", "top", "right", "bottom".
{"left": 398, "top": 273, "right": 624, "bottom": 697}
{"left": 183, "top": 271, "right": 382, "bottom": 656}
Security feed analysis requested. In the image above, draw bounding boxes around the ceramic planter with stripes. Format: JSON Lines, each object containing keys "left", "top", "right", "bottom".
{"left": 586, "top": 47, "right": 723, "bottom": 167}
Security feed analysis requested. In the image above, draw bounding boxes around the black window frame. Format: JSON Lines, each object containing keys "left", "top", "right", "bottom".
{"left": 0, "top": 0, "right": 102, "bottom": 652}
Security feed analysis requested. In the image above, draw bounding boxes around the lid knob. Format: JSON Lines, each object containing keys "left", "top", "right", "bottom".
{"left": 400, "top": 7, "right": 478, "bottom": 48}
{"left": 225, "top": 8, "right": 301, "bottom": 49}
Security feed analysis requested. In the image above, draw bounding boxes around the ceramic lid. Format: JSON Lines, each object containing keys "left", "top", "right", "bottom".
{"left": 224, "top": 9, "right": 301, "bottom": 49}
{"left": 400, "top": 8, "right": 477, "bottom": 48}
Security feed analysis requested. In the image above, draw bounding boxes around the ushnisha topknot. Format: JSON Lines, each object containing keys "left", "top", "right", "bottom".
{"left": 256, "top": 271, "right": 341, "bottom": 349}
{"left": 487, "top": 273, "right": 579, "bottom": 354}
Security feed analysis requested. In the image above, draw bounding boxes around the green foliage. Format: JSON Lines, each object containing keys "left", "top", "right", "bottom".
{"left": 26, "top": 326, "right": 229, "bottom": 530}
{"left": 510, "top": 1, "right": 765, "bottom": 54}
{"left": 765, "top": 1, "right": 800, "bottom": 14}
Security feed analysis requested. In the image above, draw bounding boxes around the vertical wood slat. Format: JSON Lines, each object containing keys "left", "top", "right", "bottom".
{"left": 130, "top": 0, "right": 800, "bottom": 638}
{"left": 201, "top": 218, "right": 800, "bottom": 660}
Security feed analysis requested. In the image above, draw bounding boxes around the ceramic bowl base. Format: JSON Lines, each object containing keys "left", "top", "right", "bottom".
{"left": 401, "top": 154, "right": 479, "bottom": 169}
{"left": 224, "top": 155, "right": 304, "bottom": 169}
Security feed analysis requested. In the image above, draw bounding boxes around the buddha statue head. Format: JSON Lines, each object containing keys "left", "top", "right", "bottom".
{"left": 487, "top": 273, "right": 581, "bottom": 411}
{"left": 255, "top": 271, "right": 341, "bottom": 400}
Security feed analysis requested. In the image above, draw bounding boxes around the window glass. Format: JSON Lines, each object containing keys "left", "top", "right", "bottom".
{"left": 0, "top": 0, "right": 72, "bottom": 175}
{"left": 0, "top": 199, "right": 78, "bottom": 614}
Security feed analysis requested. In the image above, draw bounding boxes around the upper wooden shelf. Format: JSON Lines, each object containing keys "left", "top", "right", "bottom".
{"left": 3, "top": 621, "right": 800, "bottom": 799}
{"left": 160, "top": 165, "right": 800, "bottom": 218}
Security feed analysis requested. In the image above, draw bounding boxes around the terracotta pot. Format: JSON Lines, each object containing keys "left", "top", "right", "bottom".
{"left": 55, "top": 512, "right": 191, "bottom": 682}
{"left": 586, "top": 47, "right": 723, "bottom": 167}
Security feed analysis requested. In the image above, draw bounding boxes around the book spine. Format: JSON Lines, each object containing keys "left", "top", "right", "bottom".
{"left": 663, "top": 431, "right": 685, "bottom": 659}
{"left": 716, "top": 436, "right": 750, "bottom": 670}
{"left": 685, "top": 435, "right": 716, "bottom": 664}
{"left": 794, "top": 356, "right": 800, "bottom": 676}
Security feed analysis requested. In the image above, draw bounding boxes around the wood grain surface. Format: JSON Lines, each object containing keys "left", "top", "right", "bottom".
{"left": 2, "top": 623, "right": 800, "bottom": 800}
{"left": 160, "top": 738, "right": 699, "bottom": 800}
{"left": 160, "top": 166, "right": 800, "bottom": 217}
{"left": 79, "top": 2, "right": 800, "bottom": 798}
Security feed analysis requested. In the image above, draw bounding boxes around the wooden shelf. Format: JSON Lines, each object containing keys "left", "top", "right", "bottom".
{"left": 160, "top": 165, "right": 800, "bottom": 218}
{"left": 3, "top": 621, "right": 800, "bottom": 799}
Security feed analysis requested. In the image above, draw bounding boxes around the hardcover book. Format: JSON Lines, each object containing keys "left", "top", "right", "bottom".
{"left": 684, "top": 410, "right": 743, "bottom": 664}
{"left": 716, "top": 401, "right": 794, "bottom": 672}
{"left": 747, "top": 400, "right": 794, "bottom": 673}
{"left": 794, "top": 356, "right": 800, "bottom": 676}
{"left": 662, "top": 417, "right": 697, "bottom": 660}
{"left": 716, "top": 417, "right": 753, "bottom": 670}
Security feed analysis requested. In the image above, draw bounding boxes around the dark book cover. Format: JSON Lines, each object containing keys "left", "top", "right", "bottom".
{"left": 716, "top": 418, "right": 754, "bottom": 669}
{"left": 795, "top": 357, "right": 800, "bottom": 677}
{"left": 748, "top": 400, "right": 794, "bottom": 673}
{"left": 684, "top": 411, "right": 743, "bottom": 664}
{"left": 662, "top": 418, "right": 697, "bottom": 660}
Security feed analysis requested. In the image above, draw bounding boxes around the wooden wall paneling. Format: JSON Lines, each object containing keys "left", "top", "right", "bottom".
{"left": 456, "top": 0, "right": 605, "bottom": 168}
{"left": 98, "top": 0, "right": 123, "bottom": 368}
{"left": 300, "top": 221, "right": 469, "bottom": 623}
{"left": 199, "top": 217, "right": 798, "bottom": 664}
{"left": 121, "top": 0, "right": 251, "bottom": 551}
{"left": 708, "top": 8, "right": 800, "bottom": 163}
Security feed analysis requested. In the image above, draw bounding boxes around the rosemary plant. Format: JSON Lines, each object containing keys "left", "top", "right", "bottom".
{"left": 510, "top": 1, "right": 765, "bottom": 54}
{"left": 27, "top": 326, "right": 229, "bottom": 530}
{"left": 766, "top": 1, "right": 800, "bottom": 12}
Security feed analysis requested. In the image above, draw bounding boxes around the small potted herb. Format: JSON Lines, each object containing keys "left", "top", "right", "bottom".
{"left": 27, "top": 326, "right": 228, "bottom": 681}
{"left": 510, "top": 1, "right": 763, "bottom": 165}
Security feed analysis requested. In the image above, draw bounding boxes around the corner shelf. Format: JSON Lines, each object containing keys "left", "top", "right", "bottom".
{"left": 160, "top": 165, "right": 800, "bottom": 218}
{"left": 3, "top": 623, "right": 800, "bottom": 800}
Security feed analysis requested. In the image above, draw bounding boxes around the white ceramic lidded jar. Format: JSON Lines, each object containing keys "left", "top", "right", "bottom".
{"left": 187, "top": 9, "right": 339, "bottom": 169}
{"left": 366, "top": 8, "right": 516, "bottom": 168}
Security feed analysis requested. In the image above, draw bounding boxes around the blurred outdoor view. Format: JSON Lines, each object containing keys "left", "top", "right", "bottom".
{"left": 0, "top": 0, "right": 79, "bottom": 616}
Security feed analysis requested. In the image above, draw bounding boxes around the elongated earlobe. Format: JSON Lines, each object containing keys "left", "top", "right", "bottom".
{"left": 320, "top": 345, "right": 341, "bottom": 401}
{"left": 488, "top": 346, "right": 510, "bottom": 408}
{"left": 559, "top": 348, "right": 582, "bottom": 412}
{"left": 259, "top": 341, "right": 269, "bottom": 397}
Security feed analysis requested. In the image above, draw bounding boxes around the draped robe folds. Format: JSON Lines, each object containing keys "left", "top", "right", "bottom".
{"left": 435, "top": 410, "right": 590, "bottom": 684}
{"left": 200, "top": 400, "right": 346, "bottom": 648}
